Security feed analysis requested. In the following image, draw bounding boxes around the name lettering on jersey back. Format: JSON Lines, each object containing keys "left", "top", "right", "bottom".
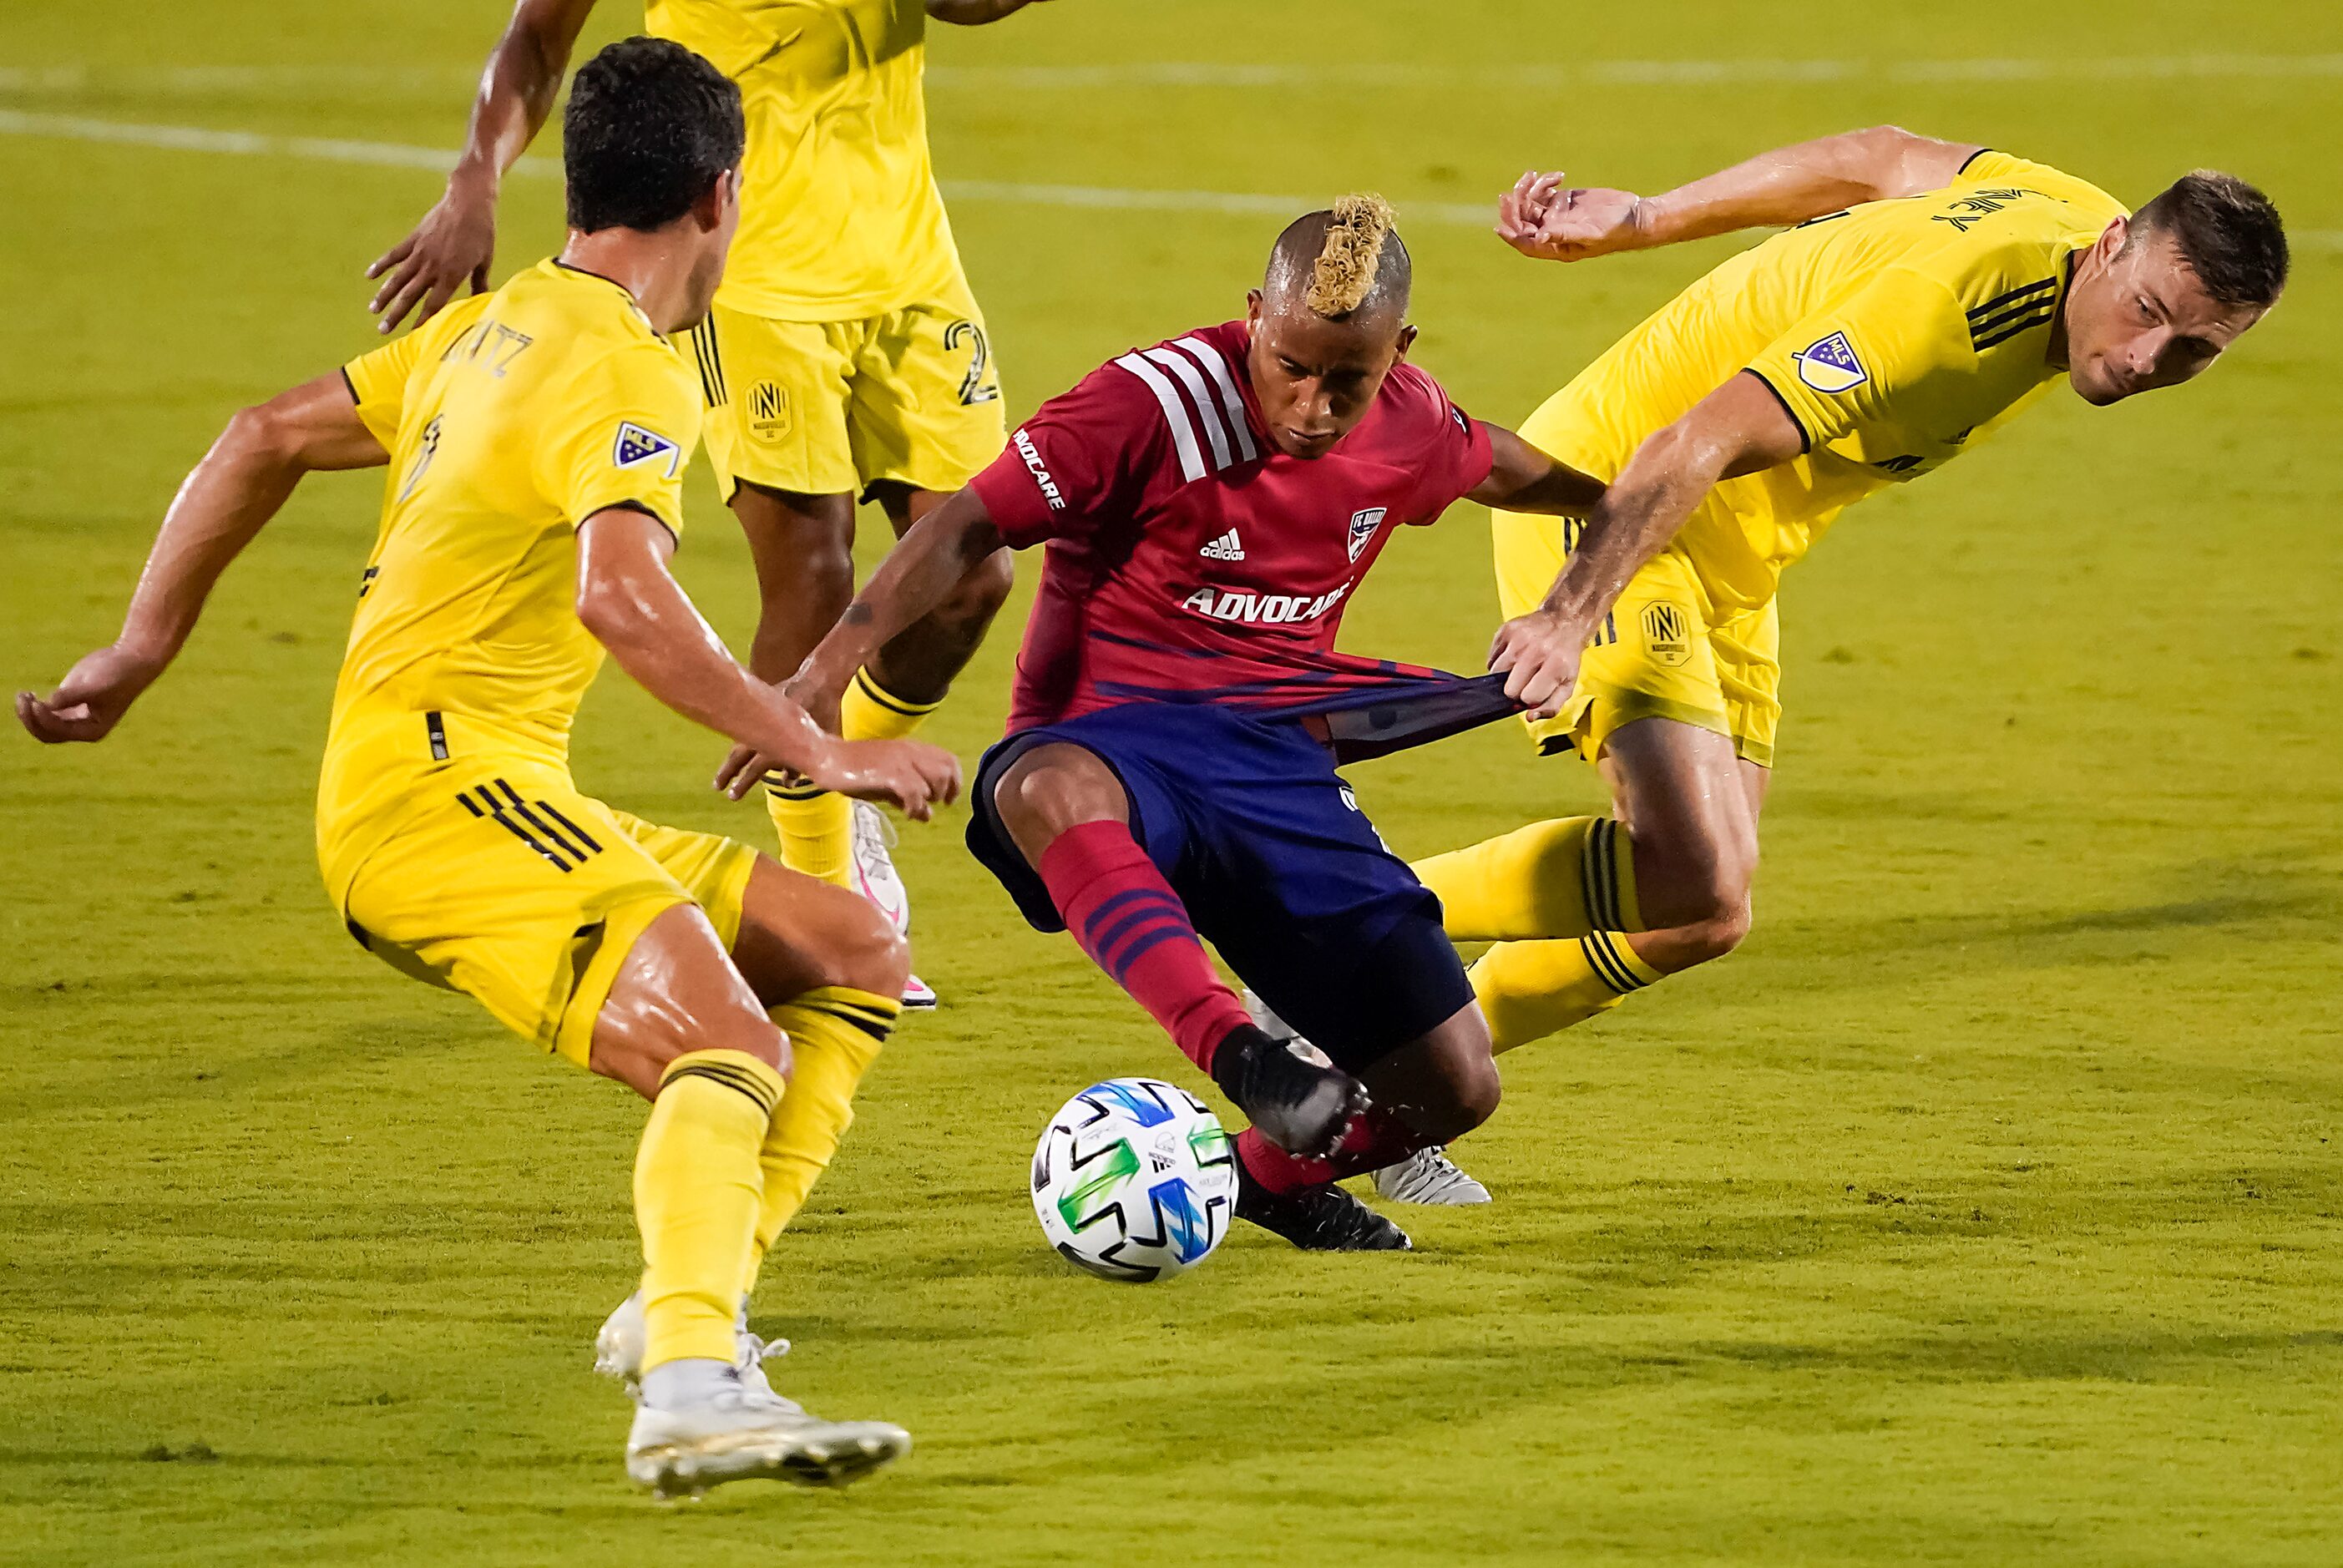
{"left": 439, "top": 317, "right": 535, "bottom": 377}
{"left": 1013, "top": 428, "right": 1065, "bottom": 510}
{"left": 1179, "top": 582, "right": 1351, "bottom": 625}
{"left": 1931, "top": 188, "right": 2038, "bottom": 234}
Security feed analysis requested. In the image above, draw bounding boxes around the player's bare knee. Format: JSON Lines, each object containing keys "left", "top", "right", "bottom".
{"left": 1674, "top": 898, "right": 1753, "bottom": 968}
{"left": 994, "top": 745, "right": 1122, "bottom": 847}
{"left": 1445, "top": 1052, "right": 1503, "bottom": 1136}
{"left": 1401, "top": 1056, "right": 1498, "bottom": 1143}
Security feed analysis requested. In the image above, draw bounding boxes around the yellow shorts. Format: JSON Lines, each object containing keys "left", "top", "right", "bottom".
{"left": 684, "top": 279, "right": 1007, "bottom": 501}
{"left": 1493, "top": 513, "right": 1781, "bottom": 769}
{"left": 333, "top": 753, "right": 759, "bottom": 1069}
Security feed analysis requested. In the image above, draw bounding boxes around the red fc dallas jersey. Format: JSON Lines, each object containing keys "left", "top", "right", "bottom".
{"left": 967, "top": 319, "right": 1495, "bottom": 734}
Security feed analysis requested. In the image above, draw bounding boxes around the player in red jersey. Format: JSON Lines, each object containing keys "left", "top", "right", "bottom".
{"left": 740, "top": 197, "right": 1605, "bottom": 1251}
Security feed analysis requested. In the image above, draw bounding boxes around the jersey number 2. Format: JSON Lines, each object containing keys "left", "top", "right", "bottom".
{"left": 945, "top": 321, "right": 1000, "bottom": 407}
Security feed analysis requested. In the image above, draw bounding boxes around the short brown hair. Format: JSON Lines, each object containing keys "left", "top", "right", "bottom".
{"left": 2130, "top": 172, "right": 2288, "bottom": 309}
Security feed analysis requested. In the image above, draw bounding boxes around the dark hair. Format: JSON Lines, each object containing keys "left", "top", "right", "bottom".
{"left": 2130, "top": 171, "right": 2288, "bottom": 309}
{"left": 563, "top": 38, "right": 743, "bottom": 234}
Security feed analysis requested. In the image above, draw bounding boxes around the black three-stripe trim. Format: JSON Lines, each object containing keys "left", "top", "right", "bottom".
{"left": 1581, "top": 818, "right": 1626, "bottom": 932}
{"left": 1580, "top": 933, "right": 1647, "bottom": 996}
{"left": 1972, "top": 310, "right": 2058, "bottom": 351}
{"left": 456, "top": 778, "right": 609, "bottom": 873}
{"left": 1968, "top": 278, "right": 2057, "bottom": 322}
{"left": 852, "top": 668, "right": 934, "bottom": 719}
{"left": 800, "top": 999, "right": 899, "bottom": 1042}
{"left": 1968, "top": 278, "right": 2059, "bottom": 350}
{"left": 493, "top": 778, "right": 588, "bottom": 861}
{"left": 663, "top": 1061, "right": 780, "bottom": 1115}
{"left": 533, "top": 798, "right": 605, "bottom": 855}
{"left": 688, "top": 319, "right": 727, "bottom": 407}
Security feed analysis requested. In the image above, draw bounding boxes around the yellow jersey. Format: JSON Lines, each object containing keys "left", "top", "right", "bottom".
{"left": 645, "top": 0, "right": 963, "bottom": 321}
{"left": 320, "top": 258, "right": 700, "bottom": 898}
{"left": 1526, "top": 151, "right": 2127, "bottom": 611}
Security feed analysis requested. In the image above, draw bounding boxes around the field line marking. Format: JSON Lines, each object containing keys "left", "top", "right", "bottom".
{"left": 4, "top": 55, "right": 2343, "bottom": 94}
{"left": 1, "top": 109, "right": 2335, "bottom": 251}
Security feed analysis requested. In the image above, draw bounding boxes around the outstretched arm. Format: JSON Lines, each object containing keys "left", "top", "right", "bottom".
{"left": 792, "top": 486, "right": 1005, "bottom": 720}
{"left": 1487, "top": 373, "right": 1804, "bottom": 717}
{"left": 1469, "top": 422, "right": 1606, "bottom": 516}
{"left": 576, "top": 511, "right": 962, "bottom": 820}
{"left": 366, "top": 0, "right": 600, "bottom": 331}
{"left": 1495, "top": 126, "right": 1985, "bottom": 264}
{"left": 16, "top": 374, "right": 387, "bottom": 745}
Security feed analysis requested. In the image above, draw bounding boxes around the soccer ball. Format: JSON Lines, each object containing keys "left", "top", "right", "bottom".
{"left": 1031, "top": 1078, "right": 1237, "bottom": 1282}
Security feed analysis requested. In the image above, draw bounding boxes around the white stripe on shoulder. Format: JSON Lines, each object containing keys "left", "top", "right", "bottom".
{"left": 1141, "top": 346, "right": 1232, "bottom": 471}
{"left": 1112, "top": 352, "right": 1207, "bottom": 482}
{"left": 1171, "top": 336, "right": 1258, "bottom": 463}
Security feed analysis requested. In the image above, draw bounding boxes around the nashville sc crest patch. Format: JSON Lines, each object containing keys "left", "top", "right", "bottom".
{"left": 1793, "top": 331, "right": 1868, "bottom": 394}
{"left": 613, "top": 421, "right": 682, "bottom": 478}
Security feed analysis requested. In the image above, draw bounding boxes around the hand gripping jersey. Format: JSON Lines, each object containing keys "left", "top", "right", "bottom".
{"left": 966, "top": 320, "right": 1501, "bottom": 750}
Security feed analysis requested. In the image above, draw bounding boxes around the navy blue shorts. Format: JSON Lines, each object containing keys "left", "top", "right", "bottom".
{"left": 967, "top": 702, "right": 1473, "bottom": 1071}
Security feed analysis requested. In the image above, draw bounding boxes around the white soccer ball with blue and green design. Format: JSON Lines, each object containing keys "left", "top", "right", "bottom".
{"left": 1031, "top": 1078, "right": 1236, "bottom": 1282}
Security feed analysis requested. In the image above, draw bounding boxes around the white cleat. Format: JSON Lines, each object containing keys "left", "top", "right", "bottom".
{"left": 850, "top": 800, "right": 910, "bottom": 933}
{"left": 595, "top": 1290, "right": 789, "bottom": 1404}
{"left": 851, "top": 799, "right": 936, "bottom": 1008}
{"left": 1373, "top": 1146, "right": 1492, "bottom": 1206}
{"left": 625, "top": 1371, "right": 911, "bottom": 1499}
{"left": 1246, "top": 992, "right": 1494, "bottom": 1206}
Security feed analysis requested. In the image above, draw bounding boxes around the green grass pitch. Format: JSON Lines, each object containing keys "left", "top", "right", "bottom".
{"left": 3, "top": 2, "right": 2341, "bottom": 1562}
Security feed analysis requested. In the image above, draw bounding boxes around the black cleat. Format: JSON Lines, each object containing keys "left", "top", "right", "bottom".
{"left": 1235, "top": 1162, "right": 1412, "bottom": 1252}
{"left": 1209, "top": 1024, "right": 1369, "bottom": 1158}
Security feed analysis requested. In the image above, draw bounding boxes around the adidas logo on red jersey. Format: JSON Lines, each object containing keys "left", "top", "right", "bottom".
{"left": 1198, "top": 529, "right": 1246, "bottom": 562}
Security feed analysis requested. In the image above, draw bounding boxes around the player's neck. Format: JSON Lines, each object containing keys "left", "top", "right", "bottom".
{"left": 557, "top": 229, "right": 702, "bottom": 336}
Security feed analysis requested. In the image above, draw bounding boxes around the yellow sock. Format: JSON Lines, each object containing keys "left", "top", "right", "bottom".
{"left": 1470, "top": 932, "right": 1664, "bottom": 1053}
{"left": 839, "top": 667, "right": 940, "bottom": 744}
{"left": 739, "top": 986, "right": 901, "bottom": 1297}
{"left": 767, "top": 671, "right": 936, "bottom": 886}
{"left": 636, "top": 1049, "right": 784, "bottom": 1368}
{"left": 1414, "top": 816, "right": 1642, "bottom": 941}
{"left": 767, "top": 780, "right": 853, "bottom": 888}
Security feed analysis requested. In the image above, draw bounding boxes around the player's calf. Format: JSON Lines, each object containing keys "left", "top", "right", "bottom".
{"left": 727, "top": 855, "right": 912, "bottom": 1012}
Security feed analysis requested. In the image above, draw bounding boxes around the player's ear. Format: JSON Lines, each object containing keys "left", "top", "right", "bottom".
{"left": 1245, "top": 288, "right": 1264, "bottom": 329}
{"left": 2098, "top": 214, "right": 2128, "bottom": 265}
{"left": 694, "top": 168, "right": 739, "bottom": 233}
{"left": 1392, "top": 323, "right": 1418, "bottom": 362}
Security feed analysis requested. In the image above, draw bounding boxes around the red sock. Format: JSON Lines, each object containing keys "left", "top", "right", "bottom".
{"left": 1237, "top": 1109, "right": 1434, "bottom": 1196}
{"left": 1037, "top": 820, "right": 1251, "bottom": 1072}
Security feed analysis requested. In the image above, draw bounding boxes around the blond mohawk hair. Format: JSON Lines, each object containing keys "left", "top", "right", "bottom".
{"left": 1305, "top": 193, "right": 1397, "bottom": 317}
